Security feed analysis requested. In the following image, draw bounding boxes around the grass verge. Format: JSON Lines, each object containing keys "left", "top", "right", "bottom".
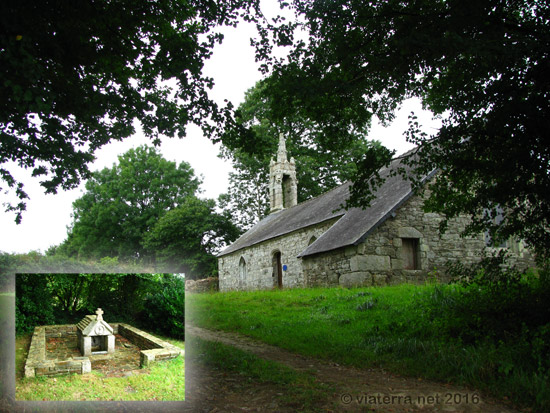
{"left": 187, "top": 283, "right": 549, "bottom": 412}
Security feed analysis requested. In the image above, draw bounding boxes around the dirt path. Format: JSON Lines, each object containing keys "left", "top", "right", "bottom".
{"left": 184, "top": 324, "right": 520, "bottom": 413}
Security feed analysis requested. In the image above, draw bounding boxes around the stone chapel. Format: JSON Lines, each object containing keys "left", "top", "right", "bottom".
{"left": 217, "top": 135, "right": 533, "bottom": 291}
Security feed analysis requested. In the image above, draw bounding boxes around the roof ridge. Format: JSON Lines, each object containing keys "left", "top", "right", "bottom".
{"left": 272, "top": 145, "right": 419, "bottom": 215}
{"left": 218, "top": 145, "right": 428, "bottom": 259}
{"left": 271, "top": 180, "right": 351, "bottom": 215}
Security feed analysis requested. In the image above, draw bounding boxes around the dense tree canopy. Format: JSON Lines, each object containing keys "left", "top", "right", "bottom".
{"left": 56, "top": 145, "right": 201, "bottom": 260}
{"left": 252, "top": 0, "right": 550, "bottom": 257}
{"left": 16, "top": 273, "right": 55, "bottom": 332}
{"left": 218, "top": 150, "right": 270, "bottom": 231}
{"left": 1, "top": 0, "right": 262, "bottom": 223}
{"left": 143, "top": 197, "right": 240, "bottom": 277}
{"left": 220, "top": 79, "right": 379, "bottom": 229}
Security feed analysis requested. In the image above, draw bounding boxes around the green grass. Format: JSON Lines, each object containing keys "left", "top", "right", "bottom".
{"left": 15, "top": 334, "right": 185, "bottom": 401}
{"left": 186, "top": 334, "right": 333, "bottom": 411}
{"left": 15, "top": 333, "right": 31, "bottom": 381}
{"left": 188, "top": 285, "right": 435, "bottom": 367}
{"left": 187, "top": 283, "right": 550, "bottom": 411}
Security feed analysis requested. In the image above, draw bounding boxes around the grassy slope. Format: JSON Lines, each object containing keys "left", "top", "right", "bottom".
{"left": 188, "top": 285, "right": 442, "bottom": 369}
{"left": 187, "top": 284, "right": 548, "bottom": 411}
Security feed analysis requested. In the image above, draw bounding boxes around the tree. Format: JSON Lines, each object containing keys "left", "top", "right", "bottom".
{"left": 14, "top": 272, "right": 179, "bottom": 333}
{"left": 219, "top": 79, "right": 379, "bottom": 230}
{"left": 218, "top": 151, "right": 270, "bottom": 231}
{"left": 140, "top": 274, "right": 185, "bottom": 339}
{"left": 16, "top": 274, "right": 55, "bottom": 333}
{"left": 82, "top": 273, "right": 163, "bottom": 321}
{"left": 143, "top": 197, "right": 241, "bottom": 278}
{"left": 56, "top": 145, "right": 201, "bottom": 260}
{"left": 45, "top": 273, "right": 88, "bottom": 314}
{"left": 1, "top": 0, "right": 262, "bottom": 223}
{"left": 253, "top": 0, "right": 550, "bottom": 257}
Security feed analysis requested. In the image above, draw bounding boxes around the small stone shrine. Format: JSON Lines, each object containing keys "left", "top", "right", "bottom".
{"left": 76, "top": 308, "right": 115, "bottom": 356}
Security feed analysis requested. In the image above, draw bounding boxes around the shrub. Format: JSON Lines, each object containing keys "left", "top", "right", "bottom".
{"left": 414, "top": 254, "right": 550, "bottom": 390}
{"left": 447, "top": 249, "right": 523, "bottom": 289}
{"left": 139, "top": 274, "right": 185, "bottom": 339}
{"left": 16, "top": 274, "right": 55, "bottom": 333}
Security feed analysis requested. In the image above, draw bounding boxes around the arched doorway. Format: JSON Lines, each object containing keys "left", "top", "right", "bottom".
{"left": 272, "top": 251, "right": 282, "bottom": 288}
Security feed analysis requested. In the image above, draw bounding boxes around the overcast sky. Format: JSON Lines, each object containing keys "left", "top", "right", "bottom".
{"left": 0, "top": 2, "right": 439, "bottom": 255}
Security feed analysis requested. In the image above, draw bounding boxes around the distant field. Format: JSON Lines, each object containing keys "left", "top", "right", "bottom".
{"left": 187, "top": 283, "right": 549, "bottom": 411}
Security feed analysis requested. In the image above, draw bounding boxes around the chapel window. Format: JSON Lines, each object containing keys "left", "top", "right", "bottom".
{"left": 402, "top": 238, "right": 420, "bottom": 270}
{"left": 239, "top": 257, "right": 247, "bottom": 282}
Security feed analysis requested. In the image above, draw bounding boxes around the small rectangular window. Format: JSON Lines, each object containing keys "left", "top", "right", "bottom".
{"left": 402, "top": 238, "right": 420, "bottom": 270}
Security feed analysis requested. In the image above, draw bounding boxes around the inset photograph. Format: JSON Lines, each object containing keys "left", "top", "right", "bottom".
{"left": 15, "top": 273, "right": 184, "bottom": 401}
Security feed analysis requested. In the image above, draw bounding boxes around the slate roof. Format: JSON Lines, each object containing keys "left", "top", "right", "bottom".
{"left": 218, "top": 150, "right": 436, "bottom": 258}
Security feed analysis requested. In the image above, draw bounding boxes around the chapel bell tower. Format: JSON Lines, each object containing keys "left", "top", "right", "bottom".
{"left": 269, "top": 133, "right": 298, "bottom": 213}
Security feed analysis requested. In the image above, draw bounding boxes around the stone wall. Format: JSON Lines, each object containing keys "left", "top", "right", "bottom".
{"left": 119, "top": 324, "right": 161, "bottom": 350}
{"left": 304, "top": 192, "right": 535, "bottom": 287}
{"left": 219, "top": 191, "right": 535, "bottom": 292}
{"left": 45, "top": 324, "right": 77, "bottom": 338}
{"left": 24, "top": 326, "right": 45, "bottom": 378}
{"left": 110, "top": 323, "right": 120, "bottom": 334}
{"left": 186, "top": 277, "right": 219, "bottom": 292}
{"left": 219, "top": 218, "right": 340, "bottom": 291}
{"left": 118, "top": 323, "right": 182, "bottom": 367}
{"left": 24, "top": 325, "right": 91, "bottom": 378}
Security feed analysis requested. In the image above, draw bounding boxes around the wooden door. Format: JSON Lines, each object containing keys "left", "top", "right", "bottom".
{"left": 402, "top": 238, "right": 419, "bottom": 270}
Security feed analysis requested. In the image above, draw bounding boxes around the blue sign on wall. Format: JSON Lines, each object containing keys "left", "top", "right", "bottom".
{"left": 282, "top": 264, "right": 288, "bottom": 271}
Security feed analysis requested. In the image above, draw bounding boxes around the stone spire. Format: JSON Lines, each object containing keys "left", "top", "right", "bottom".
{"left": 276, "top": 133, "right": 288, "bottom": 163}
{"left": 269, "top": 133, "right": 298, "bottom": 213}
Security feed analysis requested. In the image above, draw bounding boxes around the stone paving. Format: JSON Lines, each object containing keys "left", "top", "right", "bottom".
{"left": 46, "top": 333, "right": 142, "bottom": 377}
{"left": 46, "top": 336, "right": 80, "bottom": 360}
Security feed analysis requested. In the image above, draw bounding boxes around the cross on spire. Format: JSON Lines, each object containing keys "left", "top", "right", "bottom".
{"left": 95, "top": 308, "right": 104, "bottom": 320}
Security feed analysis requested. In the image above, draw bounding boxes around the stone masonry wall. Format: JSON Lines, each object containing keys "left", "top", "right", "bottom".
{"left": 118, "top": 324, "right": 182, "bottom": 367}
{"left": 45, "top": 324, "right": 77, "bottom": 338}
{"left": 185, "top": 277, "right": 219, "bottom": 292}
{"left": 220, "top": 191, "right": 535, "bottom": 292}
{"left": 25, "top": 325, "right": 91, "bottom": 378}
{"left": 304, "top": 193, "right": 535, "bottom": 287}
{"left": 219, "top": 218, "right": 340, "bottom": 291}
{"left": 118, "top": 324, "right": 161, "bottom": 350}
